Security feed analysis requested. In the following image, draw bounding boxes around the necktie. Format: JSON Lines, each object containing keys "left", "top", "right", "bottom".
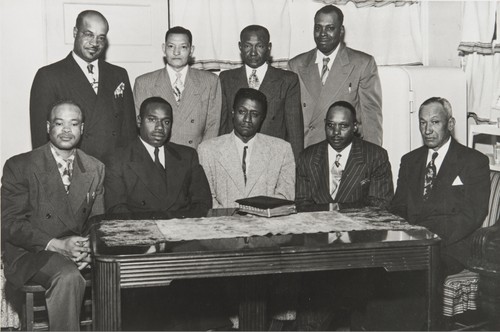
{"left": 321, "top": 57, "right": 330, "bottom": 85}
{"left": 423, "top": 152, "right": 438, "bottom": 201}
{"left": 87, "top": 64, "right": 98, "bottom": 94}
{"left": 61, "top": 159, "right": 73, "bottom": 194}
{"left": 154, "top": 147, "right": 164, "bottom": 171}
{"left": 242, "top": 146, "right": 248, "bottom": 184}
{"left": 173, "top": 72, "right": 184, "bottom": 105}
{"left": 330, "top": 154, "right": 342, "bottom": 199}
{"left": 248, "top": 69, "right": 260, "bottom": 90}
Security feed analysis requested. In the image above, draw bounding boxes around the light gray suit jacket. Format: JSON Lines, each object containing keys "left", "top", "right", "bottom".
{"left": 197, "top": 133, "right": 295, "bottom": 208}
{"left": 288, "top": 44, "right": 382, "bottom": 147}
{"left": 133, "top": 66, "right": 222, "bottom": 149}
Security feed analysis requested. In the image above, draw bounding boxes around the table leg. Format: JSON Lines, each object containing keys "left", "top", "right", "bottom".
{"left": 239, "top": 275, "right": 268, "bottom": 331}
{"left": 93, "top": 260, "right": 121, "bottom": 331}
{"left": 427, "top": 244, "right": 440, "bottom": 331}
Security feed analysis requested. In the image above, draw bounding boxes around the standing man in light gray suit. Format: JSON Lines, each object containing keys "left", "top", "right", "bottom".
{"left": 288, "top": 5, "right": 382, "bottom": 148}
{"left": 198, "top": 88, "right": 295, "bottom": 208}
{"left": 133, "top": 26, "right": 221, "bottom": 149}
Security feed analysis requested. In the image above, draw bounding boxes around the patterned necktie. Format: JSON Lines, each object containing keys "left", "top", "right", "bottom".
{"left": 321, "top": 57, "right": 330, "bottom": 85}
{"left": 173, "top": 72, "right": 184, "bottom": 105}
{"left": 248, "top": 69, "right": 260, "bottom": 90}
{"left": 87, "top": 64, "right": 98, "bottom": 94}
{"left": 154, "top": 147, "right": 164, "bottom": 171}
{"left": 242, "top": 146, "right": 248, "bottom": 184}
{"left": 423, "top": 152, "right": 438, "bottom": 201}
{"left": 330, "top": 154, "right": 342, "bottom": 199}
{"left": 60, "top": 159, "right": 73, "bottom": 194}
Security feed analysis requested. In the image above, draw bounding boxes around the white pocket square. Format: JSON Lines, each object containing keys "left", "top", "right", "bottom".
{"left": 452, "top": 176, "right": 463, "bottom": 186}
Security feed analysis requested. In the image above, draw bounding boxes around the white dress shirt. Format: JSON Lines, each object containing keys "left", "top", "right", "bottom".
{"left": 72, "top": 51, "right": 99, "bottom": 87}
{"left": 426, "top": 136, "right": 451, "bottom": 175}
{"left": 245, "top": 63, "right": 268, "bottom": 86}
{"left": 328, "top": 142, "right": 352, "bottom": 195}
{"left": 139, "top": 137, "right": 165, "bottom": 168}
{"left": 233, "top": 131, "right": 256, "bottom": 173}
{"left": 166, "top": 64, "right": 188, "bottom": 87}
{"left": 316, "top": 47, "right": 339, "bottom": 78}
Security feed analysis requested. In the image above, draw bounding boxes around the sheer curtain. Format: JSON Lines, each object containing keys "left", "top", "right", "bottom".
{"left": 459, "top": 1, "right": 500, "bottom": 120}
{"left": 170, "top": 0, "right": 422, "bottom": 70}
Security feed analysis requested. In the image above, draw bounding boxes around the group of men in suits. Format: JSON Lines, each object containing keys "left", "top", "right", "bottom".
{"left": 1, "top": 4, "right": 492, "bottom": 332}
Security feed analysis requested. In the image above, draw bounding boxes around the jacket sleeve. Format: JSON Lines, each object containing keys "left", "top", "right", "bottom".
{"left": 185, "top": 149, "right": 213, "bottom": 216}
{"left": 202, "top": 76, "right": 222, "bottom": 141}
{"left": 390, "top": 156, "right": 410, "bottom": 219}
{"left": 197, "top": 143, "right": 222, "bottom": 208}
{"left": 284, "top": 73, "right": 304, "bottom": 160}
{"left": 275, "top": 143, "right": 296, "bottom": 201}
{"left": 119, "top": 69, "right": 138, "bottom": 148}
{"left": 358, "top": 56, "right": 383, "bottom": 146}
{"left": 30, "top": 69, "right": 55, "bottom": 149}
{"left": 1, "top": 160, "right": 52, "bottom": 252}
{"left": 104, "top": 154, "right": 132, "bottom": 214}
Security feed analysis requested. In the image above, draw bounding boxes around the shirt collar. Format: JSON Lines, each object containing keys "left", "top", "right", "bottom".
{"left": 316, "top": 47, "right": 338, "bottom": 72}
{"left": 139, "top": 137, "right": 165, "bottom": 167}
{"left": 166, "top": 64, "right": 188, "bottom": 85}
{"left": 426, "top": 136, "right": 451, "bottom": 174}
{"left": 328, "top": 141, "right": 352, "bottom": 168}
{"left": 50, "top": 143, "right": 76, "bottom": 164}
{"left": 245, "top": 63, "right": 268, "bottom": 82}
{"left": 72, "top": 51, "right": 98, "bottom": 74}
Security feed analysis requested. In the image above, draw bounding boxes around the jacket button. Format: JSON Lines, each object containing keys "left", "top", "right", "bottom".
{"left": 303, "top": 103, "right": 306, "bottom": 107}
{"left": 114, "top": 113, "right": 119, "bottom": 118}
{"left": 191, "top": 119, "right": 195, "bottom": 123}
{"left": 309, "top": 126, "right": 314, "bottom": 130}
{"left": 112, "top": 131, "right": 116, "bottom": 136}
{"left": 188, "top": 140, "right": 193, "bottom": 144}
{"left": 46, "top": 213, "right": 51, "bottom": 219}
{"left": 141, "top": 200, "right": 146, "bottom": 206}
{"left": 82, "top": 208, "right": 87, "bottom": 213}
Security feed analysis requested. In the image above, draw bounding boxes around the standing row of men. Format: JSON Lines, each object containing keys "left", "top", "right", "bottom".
{"left": 1, "top": 5, "right": 491, "bottom": 331}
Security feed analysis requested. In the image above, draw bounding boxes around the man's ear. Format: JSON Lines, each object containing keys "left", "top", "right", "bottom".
{"left": 189, "top": 45, "right": 195, "bottom": 57}
{"left": 73, "top": 27, "right": 78, "bottom": 39}
{"left": 162, "top": 43, "right": 166, "bottom": 56}
{"left": 46, "top": 121, "right": 50, "bottom": 134}
{"left": 447, "top": 117, "right": 456, "bottom": 132}
{"left": 353, "top": 122, "right": 358, "bottom": 133}
{"left": 80, "top": 123, "right": 84, "bottom": 133}
{"left": 136, "top": 115, "right": 142, "bottom": 128}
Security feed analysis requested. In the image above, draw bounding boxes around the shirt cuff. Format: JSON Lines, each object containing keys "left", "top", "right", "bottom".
{"left": 45, "top": 238, "right": 55, "bottom": 251}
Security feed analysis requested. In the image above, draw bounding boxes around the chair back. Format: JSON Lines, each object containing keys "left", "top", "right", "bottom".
{"left": 482, "top": 171, "right": 500, "bottom": 228}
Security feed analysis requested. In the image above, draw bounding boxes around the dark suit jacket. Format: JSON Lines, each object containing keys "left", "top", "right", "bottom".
{"left": 288, "top": 44, "right": 382, "bottom": 147}
{"left": 219, "top": 65, "right": 304, "bottom": 158}
{"left": 391, "top": 138, "right": 490, "bottom": 268}
{"left": 296, "top": 138, "right": 393, "bottom": 211}
{"left": 30, "top": 53, "right": 137, "bottom": 161}
{"left": 1, "top": 144, "right": 104, "bottom": 288}
{"left": 104, "top": 138, "right": 212, "bottom": 218}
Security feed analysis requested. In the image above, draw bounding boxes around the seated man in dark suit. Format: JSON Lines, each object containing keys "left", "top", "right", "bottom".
{"left": 2, "top": 100, "right": 105, "bottom": 331}
{"left": 104, "top": 96, "right": 212, "bottom": 218}
{"left": 219, "top": 25, "right": 304, "bottom": 159}
{"left": 296, "top": 100, "right": 393, "bottom": 212}
{"left": 391, "top": 97, "right": 490, "bottom": 277}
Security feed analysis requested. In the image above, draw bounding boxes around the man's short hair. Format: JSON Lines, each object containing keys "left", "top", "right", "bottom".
{"left": 328, "top": 100, "right": 357, "bottom": 123}
{"left": 233, "top": 88, "right": 268, "bottom": 116}
{"left": 165, "top": 26, "right": 193, "bottom": 45}
{"left": 75, "top": 10, "right": 109, "bottom": 31}
{"left": 314, "top": 5, "right": 344, "bottom": 25}
{"left": 240, "top": 25, "right": 270, "bottom": 43}
{"left": 419, "top": 97, "right": 453, "bottom": 119}
{"left": 47, "top": 99, "right": 84, "bottom": 122}
{"left": 139, "top": 97, "right": 172, "bottom": 118}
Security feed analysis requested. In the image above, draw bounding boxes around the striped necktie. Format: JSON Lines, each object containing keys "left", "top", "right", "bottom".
{"left": 87, "top": 64, "right": 98, "bottom": 94}
{"left": 173, "top": 72, "right": 184, "bottom": 104}
{"left": 423, "top": 152, "right": 438, "bottom": 201}
{"left": 321, "top": 57, "right": 330, "bottom": 85}
{"left": 330, "top": 154, "right": 342, "bottom": 199}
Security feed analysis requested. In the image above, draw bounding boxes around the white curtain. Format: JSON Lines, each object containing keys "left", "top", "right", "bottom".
{"left": 459, "top": 1, "right": 500, "bottom": 120}
{"left": 170, "top": 0, "right": 422, "bottom": 70}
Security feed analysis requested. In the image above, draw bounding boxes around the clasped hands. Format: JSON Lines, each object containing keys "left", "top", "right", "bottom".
{"left": 47, "top": 236, "right": 91, "bottom": 270}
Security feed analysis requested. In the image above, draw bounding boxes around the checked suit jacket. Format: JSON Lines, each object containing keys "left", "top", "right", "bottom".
{"left": 30, "top": 53, "right": 137, "bottom": 162}
{"left": 1, "top": 143, "right": 104, "bottom": 288}
{"left": 295, "top": 137, "right": 393, "bottom": 211}
{"left": 218, "top": 65, "right": 304, "bottom": 159}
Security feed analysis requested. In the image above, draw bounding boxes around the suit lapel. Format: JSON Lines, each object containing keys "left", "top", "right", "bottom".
{"left": 34, "top": 145, "right": 78, "bottom": 231}
{"left": 67, "top": 151, "right": 95, "bottom": 217}
{"left": 336, "top": 139, "right": 365, "bottom": 201}
{"left": 298, "top": 50, "right": 322, "bottom": 101}
{"left": 231, "top": 66, "right": 249, "bottom": 89}
{"left": 259, "top": 66, "right": 282, "bottom": 101}
{"left": 312, "top": 142, "right": 333, "bottom": 203}
{"left": 216, "top": 135, "right": 246, "bottom": 196}
{"left": 128, "top": 139, "right": 168, "bottom": 203}
{"left": 176, "top": 67, "right": 200, "bottom": 125}
{"left": 245, "top": 135, "right": 268, "bottom": 196}
{"left": 410, "top": 147, "right": 430, "bottom": 207}
{"left": 428, "top": 139, "right": 459, "bottom": 201}
{"left": 163, "top": 144, "right": 187, "bottom": 209}
{"left": 154, "top": 68, "right": 178, "bottom": 111}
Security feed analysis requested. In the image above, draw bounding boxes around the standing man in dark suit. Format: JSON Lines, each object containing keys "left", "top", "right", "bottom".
{"left": 296, "top": 100, "right": 393, "bottom": 212}
{"left": 30, "top": 10, "right": 137, "bottom": 162}
{"left": 391, "top": 97, "right": 490, "bottom": 277}
{"left": 2, "top": 100, "right": 105, "bottom": 331}
{"left": 219, "top": 25, "right": 304, "bottom": 159}
{"left": 104, "top": 96, "right": 212, "bottom": 218}
{"left": 134, "top": 26, "right": 221, "bottom": 149}
{"left": 288, "top": 5, "right": 382, "bottom": 148}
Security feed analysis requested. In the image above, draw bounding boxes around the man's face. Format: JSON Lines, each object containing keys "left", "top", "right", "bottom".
{"left": 47, "top": 103, "right": 84, "bottom": 151}
{"left": 138, "top": 103, "right": 172, "bottom": 147}
{"left": 162, "top": 33, "right": 194, "bottom": 71}
{"left": 232, "top": 98, "right": 265, "bottom": 143}
{"left": 314, "top": 12, "right": 343, "bottom": 55}
{"left": 73, "top": 14, "right": 108, "bottom": 62}
{"left": 419, "top": 102, "right": 455, "bottom": 151}
{"left": 325, "top": 106, "right": 356, "bottom": 151}
{"left": 239, "top": 31, "right": 271, "bottom": 69}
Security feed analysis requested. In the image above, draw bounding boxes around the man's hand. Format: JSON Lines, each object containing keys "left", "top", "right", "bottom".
{"left": 46, "top": 236, "right": 91, "bottom": 266}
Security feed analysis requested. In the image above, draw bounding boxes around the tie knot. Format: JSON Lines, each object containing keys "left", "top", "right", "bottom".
{"left": 323, "top": 57, "right": 330, "bottom": 66}
{"left": 154, "top": 146, "right": 160, "bottom": 154}
{"left": 87, "top": 64, "right": 94, "bottom": 74}
{"left": 335, "top": 154, "right": 341, "bottom": 167}
{"left": 431, "top": 152, "right": 438, "bottom": 161}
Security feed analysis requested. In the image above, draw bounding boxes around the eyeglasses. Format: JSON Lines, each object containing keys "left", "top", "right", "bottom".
{"left": 79, "top": 30, "right": 107, "bottom": 44}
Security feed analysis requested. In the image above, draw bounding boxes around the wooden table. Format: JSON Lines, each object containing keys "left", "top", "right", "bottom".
{"left": 90, "top": 209, "right": 440, "bottom": 330}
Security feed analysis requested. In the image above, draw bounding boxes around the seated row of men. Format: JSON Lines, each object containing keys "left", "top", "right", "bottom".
{"left": 30, "top": 5, "right": 382, "bottom": 166}
{"left": 1, "top": 87, "right": 490, "bottom": 330}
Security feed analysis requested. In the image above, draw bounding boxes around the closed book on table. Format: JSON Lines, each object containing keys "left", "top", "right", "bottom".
{"left": 235, "top": 196, "right": 297, "bottom": 217}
